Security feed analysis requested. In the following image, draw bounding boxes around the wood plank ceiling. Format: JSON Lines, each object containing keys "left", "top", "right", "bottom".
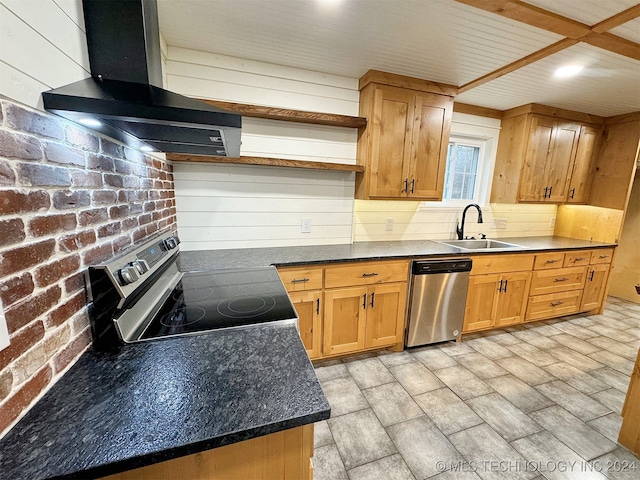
{"left": 158, "top": 0, "right": 640, "bottom": 116}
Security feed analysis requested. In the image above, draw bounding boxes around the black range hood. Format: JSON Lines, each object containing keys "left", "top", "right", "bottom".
{"left": 42, "top": 0, "right": 241, "bottom": 157}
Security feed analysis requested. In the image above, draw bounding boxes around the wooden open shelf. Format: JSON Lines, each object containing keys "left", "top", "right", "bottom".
{"left": 167, "top": 153, "right": 364, "bottom": 173}
{"left": 199, "top": 99, "right": 367, "bottom": 128}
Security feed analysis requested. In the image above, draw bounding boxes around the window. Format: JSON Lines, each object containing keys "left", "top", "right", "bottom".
{"left": 442, "top": 137, "right": 485, "bottom": 202}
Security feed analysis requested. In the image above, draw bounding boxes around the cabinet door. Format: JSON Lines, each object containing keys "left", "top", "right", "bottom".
{"left": 407, "top": 93, "right": 453, "bottom": 199}
{"left": 463, "top": 274, "right": 500, "bottom": 332}
{"left": 323, "top": 287, "right": 367, "bottom": 356}
{"left": 544, "top": 122, "right": 580, "bottom": 202}
{"left": 581, "top": 264, "right": 610, "bottom": 312}
{"left": 518, "top": 115, "right": 555, "bottom": 202}
{"left": 368, "top": 87, "right": 413, "bottom": 198}
{"left": 567, "top": 125, "right": 601, "bottom": 204}
{"left": 288, "top": 291, "right": 322, "bottom": 360}
{"left": 494, "top": 272, "right": 531, "bottom": 328}
{"left": 364, "top": 283, "right": 408, "bottom": 349}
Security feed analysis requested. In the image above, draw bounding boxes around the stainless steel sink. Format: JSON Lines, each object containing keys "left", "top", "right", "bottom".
{"left": 436, "top": 239, "right": 525, "bottom": 250}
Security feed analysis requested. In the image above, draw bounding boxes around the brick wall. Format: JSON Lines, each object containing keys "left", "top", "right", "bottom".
{"left": 0, "top": 98, "right": 176, "bottom": 437}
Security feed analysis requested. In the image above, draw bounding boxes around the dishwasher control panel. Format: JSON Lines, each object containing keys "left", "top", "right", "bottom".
{"left": 412, "top": 258, "right": 472, "bottom": 275}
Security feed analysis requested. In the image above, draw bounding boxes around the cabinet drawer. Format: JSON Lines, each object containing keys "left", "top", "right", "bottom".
{"left": 563, "top": 250, "right": 591, "bottom": 267}
{"left": 324, "top": 261, "right": 409, "bottom": 289}
{"left": 533, "top": 252, "right": 565, "bottom": 270}
{"left": 469, "top": 254, "right": 534, "bottom": 275}
{"left": 591, "top": 248, "right": 614, "bottom": 264}
{"left": 278, "top": 267, "right": 323, "bottom": 292}
{"left": 526, "top": 290, "right": 582, "bottom": 322}
{"left": 530, "top": 266, "right": 587, "bottom": 295}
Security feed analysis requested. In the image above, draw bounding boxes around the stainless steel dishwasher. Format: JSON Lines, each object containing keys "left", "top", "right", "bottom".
{"left": 406, "top": 258, "right": 472, "bottom": 347}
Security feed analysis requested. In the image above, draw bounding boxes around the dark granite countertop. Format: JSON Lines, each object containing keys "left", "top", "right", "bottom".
{"left": 177, "top": 236, "right": 616, "bottom": 270}
{"left": 0, "top": 324, "right": 329, "bottom": 480}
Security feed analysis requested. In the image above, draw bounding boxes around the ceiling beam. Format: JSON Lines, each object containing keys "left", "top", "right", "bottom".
{"left": 458, "top": 38, "right": 578, "bottom": 94}
{"left": 455, "top": 0, "right": 640, "bottom": 61}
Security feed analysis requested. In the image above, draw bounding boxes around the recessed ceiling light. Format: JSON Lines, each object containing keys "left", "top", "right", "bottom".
{"left": 78, "top": 117, "right": 102, "bottom": 128}
{"left": 140, "top": 145, "right": 154, "bottom": 152}
{"left": 554, "top": 65, "right": 584, "bottom": 78}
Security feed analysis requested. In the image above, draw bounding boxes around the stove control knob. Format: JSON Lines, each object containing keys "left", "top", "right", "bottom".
{"left": 119, "top": 266, "right": 140, "bottom": 285}
{"left": 132, "top": 259, "right": 149, "bottom": 274}
{"left": 164, "top": 237, "right": 179, "bottom": 250}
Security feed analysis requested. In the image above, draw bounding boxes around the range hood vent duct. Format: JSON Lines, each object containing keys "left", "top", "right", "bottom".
{"left": 42, "top": 0, "right": 241, "bottom": 157}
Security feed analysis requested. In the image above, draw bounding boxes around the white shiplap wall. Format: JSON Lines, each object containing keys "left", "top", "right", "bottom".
{"left": 0, "top": 0, "right": 89, "bottom": 108}
{"left": 168, "top": 49, "right": 359, "bottom": 250}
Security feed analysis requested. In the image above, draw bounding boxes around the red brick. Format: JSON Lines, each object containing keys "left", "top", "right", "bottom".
{"left": 52, "top": 190, "right": 90, "bottom": 210}
{"left": 122, "top": 176, "right": 139, "bottom": 188}
{"left": 0, "top": 321, "right": 45, "bottom": 371}
{"left": 153, "top": 180, "right": 163, "bottom": 189}
{"left": 59, "top": 230, "right": 97, "bottom": 253}
{"left": 28, "top": 213, "right": 77, "bottom": 237}
{"left": 100, "top": 138, "right": 124, "bottom": 158}
{"left": 138, "top": 213, "right": 152, "bottom": 225}
{"left": 0, "top": 369, "right": 12, "bottom": 402}
{"left": 114, "top": 159, "right": 132, "bottom": 174}
{"left": 46, "top": 291, "right": 86, "bottom": 329}
{"left": 0, "top": 273, "right": 35, "bottom": 307}
{"left": 109, "top": 204, "right": 130, "bottom": 219}
{"left": 44, "top": 142, "right": 86, "bottom": 167}
{"left": 78, "top": 207, "right": 108, "bottom": 226}
{"left": 125, "top": 147, "right": 145, "bottom": 164}
{"left": 65, "top": 125, "right": 99, "bottom": 152}
{"left": 34, "top": 255, "right": 81, "bottom": 288}
{"left": 103, "top": 174, "right": 124, "bottom": 187}
{"left": 145, "top": 223, "right": 158, "bottom": 237}
{"left": 152, "top": 211, "right": 162, "bottom": 221}
{"left": 52, "top": 327, "right": 91, "bottom": 374}
{"left": 132, "top": 227, "right": 146, "bottom": 243}
{"left": 97, "top": 222, "right": 122, "bottom": 238}
{"left": 71, "top": 170, "right": 102, "bottom": 188}
{"left": 130, "top": 203, "right": 143, "bottom": 215}
{"left": 0, "top": 365, "right": 52, "bottom": 435}
{"left": 5, "top": 285, "right": 61, "bottom": 333}
{"left": 0, "top": 218, "right": 25, "bottom": 247}
{"left": 82, "top": 242, "right": 113, "bottom": 265}
{"left": 64, "top": 272, "right": 85, "bottom": 295}
{"left": 87, "top": 153, "right": 114, "bottom": 171}
{"left": 0, "top": 239, "right": 55, "bottom": 277}
{"left": 121, "top": 217, "right": 138, "bottom": 231}
{"left": 113, "top": 235, "right": 132, "bottom": 253}
{"left": 5, "top": 103, "right": 64, "bottom": 140}
{"left": 0, "top": 190, "right": 49, "bottom": 215}
{"left": 92, "top": 190, "right": 117, "bottom": 205}
{"left": 0, "top": 130, "right": 43, "bottom": 160}
{"left": 140, "top": 178, "right": 154, "bottom": 189}
{"left": 0, "top": 159, "right": 16, "bottom": 185}
{"left": 18, "top": 163, "right": 70, "bottom": 187}
{"left": 143, "top": 201, "right": 155, "bottom": 212}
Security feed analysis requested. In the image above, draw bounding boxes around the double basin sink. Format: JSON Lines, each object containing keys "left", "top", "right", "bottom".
{"left": 436, "top": 239, "right": 526, "bottom": 251}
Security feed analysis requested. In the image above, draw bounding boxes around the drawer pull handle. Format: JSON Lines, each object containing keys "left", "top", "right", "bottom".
{"left": 599, "top": 255, "right": 609, "bottom": 259}
{"left": 589, "top": 270, "right": 595, "bottom": 282}
{"left": 363, "top": 293, "right": 367, "bottom": 309}
{"left": 370, "top": 292, "right": 375, "bottom": 308}
{"left": 545, "top": 259, "right": 560, "bottom": 264}
{"left": 316, "top": 298, "right": 320, "bottom": 315}
{"left": 550, "top": 301, "right": 565, "bottom": 307}
{"left": 410, "top": 179, "right": 415, "bottom": 194}
{"left": 554, "top": 277, "right": 569, "bottom": 282}
{"left": 402, "top": 178, "right": 408, "bottom": 193}
{"left": 573, "top": 257, "right": 585, "bottom": 262}
{"left": 362, "top": 273, "right": 379, "bottom": 277}
{"left": 291, "top": 278, "right": 310, "bottom": 284}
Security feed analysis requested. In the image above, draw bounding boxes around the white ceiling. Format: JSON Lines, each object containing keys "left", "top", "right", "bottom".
{"left": 157, "top": 0, "right": 640, "bottom": 117}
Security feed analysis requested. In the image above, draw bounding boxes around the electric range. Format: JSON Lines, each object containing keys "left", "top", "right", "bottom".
{"left": 86, "top": 232, "right": 297, "bottom": 350}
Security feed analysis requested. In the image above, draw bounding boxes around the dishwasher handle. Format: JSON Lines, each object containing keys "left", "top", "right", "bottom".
{"left": 412, "top": 258, "right": 472, "bottom": 275}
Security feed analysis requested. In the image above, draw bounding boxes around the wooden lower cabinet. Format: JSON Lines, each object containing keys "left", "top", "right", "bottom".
{"left": 463, "top": 272, "right": 531, "bottom": 333}
{"left": 101, "top": 424, "right": 315, "bottom": 480}
{"left": 581, "top": 264, "right": 610, "bottom": 311}
{"left": 288, "top": 290, "right": 322, "bottom": 360}
{"left": 323, "top": 283, "right": 407, "bottom": 356}
{"left": 525, "top": 289, "right": 583, "bottom": 322}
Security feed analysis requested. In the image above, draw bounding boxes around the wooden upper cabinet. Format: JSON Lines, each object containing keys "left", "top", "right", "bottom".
{"left": 491, "top": 105, "right": 604, "bottom": 205}
{"left": 567, "top": 125, "right": 602, "bottom": 204}
{"left": 517, "top": 116, "right": 580, "bottom": 203}
{"left": 356, "top": 72, "right": 454, "bottom": 201}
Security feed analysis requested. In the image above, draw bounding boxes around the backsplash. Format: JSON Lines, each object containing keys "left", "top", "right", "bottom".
{"left": 0, "top": 99, "right": 176, "bottom": 437}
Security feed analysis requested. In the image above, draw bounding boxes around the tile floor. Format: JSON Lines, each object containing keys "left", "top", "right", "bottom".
{"left": 312, "top": 296, "right": 640, "bottom": 480}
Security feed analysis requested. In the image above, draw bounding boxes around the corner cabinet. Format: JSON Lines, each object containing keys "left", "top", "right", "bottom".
{"left": 278, "top": 259, "right": 409, "bottom": 360}
{"left": 355, "top": 71, "right": 455, "bottom": 200}
{"left": 491, "top": 105, "right": 603, "bottom": 204}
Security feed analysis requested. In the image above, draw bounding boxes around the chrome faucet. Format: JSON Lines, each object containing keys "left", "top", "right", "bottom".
{"left": 456, "top": 203, "right": 484, "bottom": 240}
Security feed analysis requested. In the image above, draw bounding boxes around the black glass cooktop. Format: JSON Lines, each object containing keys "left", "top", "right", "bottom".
{"left": 140, "top": 267, "right": 297, "bottom": 339}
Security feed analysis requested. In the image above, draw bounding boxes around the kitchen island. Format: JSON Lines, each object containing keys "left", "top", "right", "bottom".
{"left": 0, "top": 323, "right": 329, "bottom": 480}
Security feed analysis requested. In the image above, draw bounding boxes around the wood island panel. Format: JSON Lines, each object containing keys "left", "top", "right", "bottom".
{"left": 619, "top": 349, "right": 640, "bottom": 456}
